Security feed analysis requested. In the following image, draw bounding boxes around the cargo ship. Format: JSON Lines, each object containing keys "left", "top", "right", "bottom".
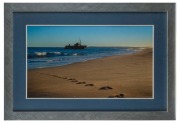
{"left": 64, "top": 39, "right": 87, "bottom": 49}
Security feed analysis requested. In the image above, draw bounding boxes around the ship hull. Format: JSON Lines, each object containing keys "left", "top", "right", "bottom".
{"left": 64, "top": 46, "right": 87, "bottom": 49}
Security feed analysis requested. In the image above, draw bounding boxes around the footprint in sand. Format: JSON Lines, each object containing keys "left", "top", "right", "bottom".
{"left": 39, "top": 73, "right": 63, "bottom": 78}
{"left": 40, "top": 73, "right": 48, "bottom": 75}
{"left": 67, "top": 78, "right": 76, "bottom": 80}
{"left": 85, "top": 84, "right": 94, "bottom": 86}
{"left": 108, "top": 93, "right": 124, "bottom": 98}
{"left": 99, "top": 86, "right": 113, "bottom": 90}
{"left": 48, "top": 74, "right": 64, "bottom": 79}
{"left": 76, "top": 82, "right": 86, "bottom": 84}
{"left": 50, "top": 74, "right": 57, "bottom": 77}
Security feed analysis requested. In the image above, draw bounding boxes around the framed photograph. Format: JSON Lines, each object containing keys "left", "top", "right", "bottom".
{"left": 4, "top": 3, "right": 175, "bottom": 120}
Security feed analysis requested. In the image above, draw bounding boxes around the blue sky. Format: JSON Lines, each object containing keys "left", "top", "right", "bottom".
{"left": 27, "top": 26, "right": 153, "bottom": 47}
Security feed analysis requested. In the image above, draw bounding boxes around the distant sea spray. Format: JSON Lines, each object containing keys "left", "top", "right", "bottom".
{"left": 28, "top": 47, "right": 143, "bottom": 69}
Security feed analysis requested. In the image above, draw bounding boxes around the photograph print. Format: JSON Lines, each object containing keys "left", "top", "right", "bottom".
{"left": 27, "top": 25, "right": 153, "bottom": 99}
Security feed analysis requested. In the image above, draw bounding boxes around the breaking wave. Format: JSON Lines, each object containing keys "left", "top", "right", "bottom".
{"left": 28, "top": 52, "right": 83, "bottom": 58}
{"left": 27, "top": 47, "right": 141, "bottom": 69}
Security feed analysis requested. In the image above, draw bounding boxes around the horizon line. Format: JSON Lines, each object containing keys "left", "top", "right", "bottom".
{"left": 27, "top": 46, "right": 152, "bottom": 48}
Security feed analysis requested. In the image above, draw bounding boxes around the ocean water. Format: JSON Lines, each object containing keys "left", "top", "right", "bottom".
{"left": 27, "top": 47, "right": 142, "bottom": 69}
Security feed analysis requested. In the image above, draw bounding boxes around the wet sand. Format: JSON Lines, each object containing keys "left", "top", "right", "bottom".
{"left": 27, "top": 48, "right": 153, "bottom": 98}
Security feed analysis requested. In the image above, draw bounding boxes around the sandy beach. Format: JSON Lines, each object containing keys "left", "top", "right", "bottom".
{"left": 27, "top": 48, "right": 152, "bottom": 98}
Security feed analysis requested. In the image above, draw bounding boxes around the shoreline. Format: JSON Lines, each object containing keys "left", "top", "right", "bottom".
{"left": 28, "top": 48, "right": 144, "bottom": 70}
{"left": 28, "top": 48, "right": 153, "bottom": 98}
